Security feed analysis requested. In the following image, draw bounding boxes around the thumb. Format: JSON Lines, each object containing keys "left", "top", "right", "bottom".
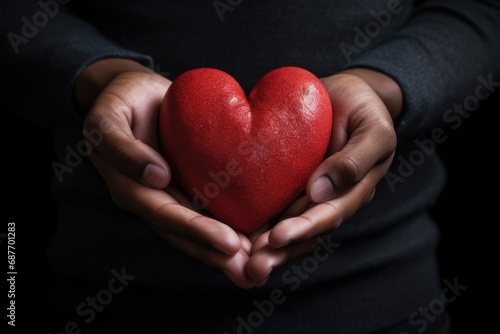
{"left": 306, "top": 131, "right": 390, "bottom": 203}
{"left": 84, "top": 104, "right": 170, "bottom": 189}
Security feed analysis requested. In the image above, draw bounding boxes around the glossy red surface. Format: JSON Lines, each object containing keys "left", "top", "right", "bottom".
{"left": 159, "top": 67, "right": 332, "bottom": 233}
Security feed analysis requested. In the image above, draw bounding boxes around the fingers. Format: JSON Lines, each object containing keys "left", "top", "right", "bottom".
{"left": 84, "top": 98, "right": 170, "bottom": 189}
{"left": 165, "top": 182, "right": 254, "bottom": 255}
{"left": 308, "top": 74, "right": 397, "bottom": 204}
{"left": 278, "top": 194, "right": 312, "bottom": 221}
{"left": 307, "top": 110, "right": 396, "bottom": 203}
{"left": 81, "top": 72, "right": 257, "bottom": 288}
{"left": 246, "top": 237, "right": 319, "bottom": 281}
{"left": 160, "top": 233, "right": 256, "bottom": 289}
{"left": 238, "top": 232, "right": 253, "bottom": 255}
{"left": 244, "top": 74, "right": 399, "bottom": 283}
{"left": 307, "top": 139, "right": 393, "bottom": 203}
{"left": 90, "top": 152, "right": 241, "bottom": 255}
{"left": 83, "top": 72, "right": 172, "bottom": 189}
{"left": 268, "top": 173, "right": 378, "bottom": 248}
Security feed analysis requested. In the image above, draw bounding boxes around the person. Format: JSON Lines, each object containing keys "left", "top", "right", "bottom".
{"left": 2, "top": 1, "right": 499, "bottom": 333}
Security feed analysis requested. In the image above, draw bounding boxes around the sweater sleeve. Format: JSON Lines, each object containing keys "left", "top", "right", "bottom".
{"left": 0, "top": 1, "right": 153, "bottom": 129}
{"left": 345, "top": 0, "right": 500, "bottom": 137}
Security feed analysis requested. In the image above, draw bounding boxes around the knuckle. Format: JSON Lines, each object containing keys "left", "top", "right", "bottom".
{"left": 378, "top": 120, "right": 398, "bottom": 152}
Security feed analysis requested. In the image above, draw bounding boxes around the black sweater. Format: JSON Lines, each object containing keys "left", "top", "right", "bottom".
{"left": 2, "top": 1, "right": 500, "bottom": 333}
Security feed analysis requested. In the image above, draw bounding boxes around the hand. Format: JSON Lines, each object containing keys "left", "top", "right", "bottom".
{"left": 78, "top": 59, "right": 257, "bottom": 288}
{"left": 246, "top": 70, "right": 399, "bottom": 281}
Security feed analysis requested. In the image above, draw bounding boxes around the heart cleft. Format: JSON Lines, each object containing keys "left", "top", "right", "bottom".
{"left": 159, "top": 66, "right": 332, "bottom": 234}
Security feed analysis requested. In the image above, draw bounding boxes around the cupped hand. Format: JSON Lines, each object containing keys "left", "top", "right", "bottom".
{"left": 246, "top": 71, "right": 399, "bottom": 282}
{"left": 80, "top": 66, "right": 256, "bottom": 288}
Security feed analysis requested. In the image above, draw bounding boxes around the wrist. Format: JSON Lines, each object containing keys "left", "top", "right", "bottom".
{"left": 339, "top": 68, "right": 403, "bottom": 119}
{"left": 75, "top": 58, "right": 152, "bottom": 111}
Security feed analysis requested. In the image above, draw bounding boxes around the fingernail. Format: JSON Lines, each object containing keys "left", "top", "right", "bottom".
{"left": 310, "top": 176, "right": 334, "bottom": 202}
{"left": 142, "top": 163, "right": 167, "bottom": 188}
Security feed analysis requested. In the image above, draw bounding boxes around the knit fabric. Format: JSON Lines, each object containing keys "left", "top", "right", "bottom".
{"left": 2, "top": 1, "right": 499, "bottom": 333}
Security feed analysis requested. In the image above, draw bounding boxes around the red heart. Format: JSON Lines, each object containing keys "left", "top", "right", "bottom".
{"left": 159, "top": 67, "right": 332, "bottom": 233}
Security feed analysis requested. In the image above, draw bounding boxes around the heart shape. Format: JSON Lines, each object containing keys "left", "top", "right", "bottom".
{"left": 159, "top": 67, "right": 332, "bottom": 233}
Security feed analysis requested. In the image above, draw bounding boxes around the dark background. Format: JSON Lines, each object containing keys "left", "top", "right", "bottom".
{"left": 3, "top": 90, "right": 497, "bottom": 333}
